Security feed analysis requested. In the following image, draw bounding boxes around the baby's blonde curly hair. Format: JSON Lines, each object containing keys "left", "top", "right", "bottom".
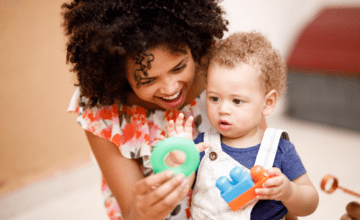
{"left": 209, "top": 31, "right": 287, "bottom": 95}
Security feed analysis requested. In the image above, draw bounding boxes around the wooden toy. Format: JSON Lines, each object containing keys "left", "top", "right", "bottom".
{"left": 321, "top": 175, "right": 360, "bottom": 198}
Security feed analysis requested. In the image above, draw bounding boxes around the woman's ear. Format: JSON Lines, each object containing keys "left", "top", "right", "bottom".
{"left": 262, "top": 89, "right": 278, "bottom": 116}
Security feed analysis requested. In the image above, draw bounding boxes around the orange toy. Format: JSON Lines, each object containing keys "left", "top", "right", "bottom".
{"left": 321, "top": 175, "right": 360, "bottom": 198}
{"left": 216, "top": 165, "right": 270, "bottom": 211}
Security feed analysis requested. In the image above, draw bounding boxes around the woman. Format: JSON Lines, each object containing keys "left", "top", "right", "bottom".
{"left": 62, "top": 0, "right": 228, "bottom": 219}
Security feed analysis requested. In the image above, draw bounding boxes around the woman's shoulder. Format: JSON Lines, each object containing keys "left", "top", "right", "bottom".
{"left": 67, "top": 88, "right": 209, "bottom": 141}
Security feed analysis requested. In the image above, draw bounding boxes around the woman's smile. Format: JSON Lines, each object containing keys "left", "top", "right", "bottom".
{"left": 157, "top": 87, "right": 185, "bottom": 108}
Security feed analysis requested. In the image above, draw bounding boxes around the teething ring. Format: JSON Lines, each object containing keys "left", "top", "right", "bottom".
{"left": 150, "top": 137, "right": 200, "bottom": 177}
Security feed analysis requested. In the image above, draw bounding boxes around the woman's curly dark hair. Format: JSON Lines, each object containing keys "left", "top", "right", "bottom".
{"left": 61, "top": 0, "right": 228, "bottom": 107}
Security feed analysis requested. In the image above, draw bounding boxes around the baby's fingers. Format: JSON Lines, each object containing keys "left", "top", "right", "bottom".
{"left": 264, "top": 167, "right": 282, "bottom": 178}
{"left": 255, "top": 187, "right": 280, "bottom": 200}
{"left": 159, "top": 135, "right": 166, "bottom": 141}
{"left": 174, "top": 113, "right": 185, "bottom": 133}
{"left": 167, "top": 120, "right": 176, "bottom": 137}
{"left": 184, "top": 116, "right": 193, "bottom": 134}
{"left": 196, "top": 142, "right": 210, "bottom": 153}
{"left": 262, "top": 176, "right": 281, "bottom": 188}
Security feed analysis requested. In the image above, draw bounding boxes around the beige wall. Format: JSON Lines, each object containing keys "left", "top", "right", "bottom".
{"left": 0, "top": 0, "right": 90, "bottom": 194}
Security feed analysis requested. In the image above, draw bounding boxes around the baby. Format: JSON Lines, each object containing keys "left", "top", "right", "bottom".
{"left": 167, "top": 32, "right": 319, "bottom": 220}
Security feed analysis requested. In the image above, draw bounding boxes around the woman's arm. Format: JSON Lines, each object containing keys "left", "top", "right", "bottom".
{"left": 85, "top": 131, "right": 189, "bottom": 220}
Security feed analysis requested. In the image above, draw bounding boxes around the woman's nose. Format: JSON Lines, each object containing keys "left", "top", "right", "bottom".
{"left": 160, "top": 76, "right": 179, "bottom": 95}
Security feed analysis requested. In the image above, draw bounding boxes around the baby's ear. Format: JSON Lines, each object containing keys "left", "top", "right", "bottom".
{"left": 262, "top": 90, "right": 278, "bottom": 116}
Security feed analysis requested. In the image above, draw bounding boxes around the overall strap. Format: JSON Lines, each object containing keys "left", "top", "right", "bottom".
{"left": 203, "top": 128, "right": 222, "bottom": 151}
{"left": 254, "top": 128, "right": 289, "bottom": 170}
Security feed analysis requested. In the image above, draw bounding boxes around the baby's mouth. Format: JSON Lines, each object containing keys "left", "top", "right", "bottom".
{"left": 219, "top": 120, "right": 232, "bottom": 130}
{"left": 220, "top": 120, "right": 231, "bottom": 125}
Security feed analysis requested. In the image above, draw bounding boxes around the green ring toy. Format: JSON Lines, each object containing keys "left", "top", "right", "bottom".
{"left": 151, "top": 137, "right": 200, "bottom": 177}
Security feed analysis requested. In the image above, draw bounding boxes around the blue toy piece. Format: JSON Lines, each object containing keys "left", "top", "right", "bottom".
{"left": 216, "top": 165, "right": 269, "bottom": 211}
{"left": 216, "top": 166, "right": 254, "bottom": 203}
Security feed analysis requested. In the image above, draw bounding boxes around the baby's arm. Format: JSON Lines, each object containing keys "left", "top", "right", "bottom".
{"left": 255, "top": 168, "right": 319, "bottom": 217}
{"left": 165, "top": 113, "right": 209, "bottom": 186}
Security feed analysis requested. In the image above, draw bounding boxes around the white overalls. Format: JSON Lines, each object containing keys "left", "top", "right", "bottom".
{"left": 190, "top": 128, "right": 289, "bottom": 220}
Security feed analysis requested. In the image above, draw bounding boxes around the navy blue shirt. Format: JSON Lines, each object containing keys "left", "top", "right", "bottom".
{"left": 193, "top": 132, "right": 306, "bottom": 220}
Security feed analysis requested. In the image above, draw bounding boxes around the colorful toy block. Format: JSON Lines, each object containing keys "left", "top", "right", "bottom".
{"left": 215, "top": 165, "right": 269, "bottom": 211}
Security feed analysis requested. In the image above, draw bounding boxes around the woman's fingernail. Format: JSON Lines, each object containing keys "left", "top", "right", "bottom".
{"left": 181, "top": 179, "right": 188, "bottom": 190}
{"left": 166, "top": 170, "right": 174, "bottom": 177}
{"left": 175, "top": 173, "right": 185, "bottom": 182}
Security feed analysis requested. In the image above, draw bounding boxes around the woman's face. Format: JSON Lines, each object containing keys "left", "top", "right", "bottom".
{"left": 126, "top": 46, "right": 196, "bottom": 110}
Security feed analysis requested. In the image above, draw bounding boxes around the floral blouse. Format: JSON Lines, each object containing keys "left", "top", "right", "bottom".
{"left": 67, "top": 87, "right": 210, "bottom": 220}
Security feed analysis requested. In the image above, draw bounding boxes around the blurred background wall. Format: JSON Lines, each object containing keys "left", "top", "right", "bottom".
{"left": 0, "top": 0, "right": 91, "bottom": 195}
{"left": 222, "top": 0, "right": 360, "bottom": 57}
{"left": 0, "top": 0, "right": 359, "bottom": 218}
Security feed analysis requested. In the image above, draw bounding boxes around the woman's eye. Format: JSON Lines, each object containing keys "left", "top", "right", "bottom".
{"left": 210, "top": 96, "right": 219, "bottom": 102}
{"left": 141, "top": 78, "right": 155, "bottom": 85}
{"left": 233, "top": 99, "right": 243, "bottom": 104}
{"left": 173, "top": 64, "right": 186, "bottom": 72}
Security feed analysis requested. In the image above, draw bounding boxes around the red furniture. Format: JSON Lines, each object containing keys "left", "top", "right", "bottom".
{"left": 286, "top": 7, "right": 360, "bottom": 130}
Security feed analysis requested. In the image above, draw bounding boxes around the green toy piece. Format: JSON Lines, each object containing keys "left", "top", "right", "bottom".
{"left": 151, "top": 137, "right": 200, "bottom": 177}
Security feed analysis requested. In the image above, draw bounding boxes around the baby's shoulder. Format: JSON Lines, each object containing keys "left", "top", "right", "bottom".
{"left": 277, "top": 138, "right": 296, "bottom": 154}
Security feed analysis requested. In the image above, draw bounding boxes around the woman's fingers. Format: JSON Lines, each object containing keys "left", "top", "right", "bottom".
{"left": 132, "top": 172, "right": 188, "bottom": 219}
{"left": 133, "top": 170, "right": 174, "bottom": 195}
{"left": 143, "top": 173, "right": 186, "bottom": 205}
{"left": 148, "top": 176, "right": 189, "bottom": 216}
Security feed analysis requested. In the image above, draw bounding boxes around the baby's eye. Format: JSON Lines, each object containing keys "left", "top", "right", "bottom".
{"left": 233, "top": 99, "right": 243, "bottom": 105}
{"left": 209, "top": 96, "right": 219, "bottom": 102}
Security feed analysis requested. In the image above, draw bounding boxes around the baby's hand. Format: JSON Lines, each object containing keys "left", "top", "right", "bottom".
{"left": 167, "top": 113, "right": 193, "bottom": 141}
{"left": 163, "top": 113, "right": 209, "bottom": 166}
{"left": 255, "top": 167, "right": 293, "bottom": 202}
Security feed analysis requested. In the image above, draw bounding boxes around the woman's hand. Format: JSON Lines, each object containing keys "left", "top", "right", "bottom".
{"left": 86, "top": 130, "right": 192, "bottom": 220}
{"left": 131, "top": 170, "right": 189, "bottom": 220}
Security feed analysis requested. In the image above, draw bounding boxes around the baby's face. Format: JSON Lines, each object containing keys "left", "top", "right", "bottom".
{"left": 206, "top": 62, "right": 267, "bottom": 141}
